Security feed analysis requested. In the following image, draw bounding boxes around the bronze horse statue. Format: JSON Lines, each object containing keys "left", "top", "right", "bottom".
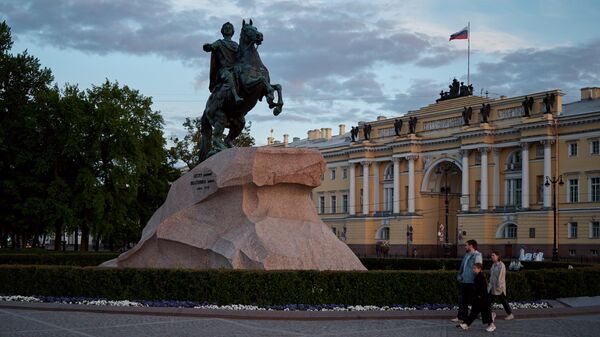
{"left": 199, "top": 20, "right": 283, "bottom": 162}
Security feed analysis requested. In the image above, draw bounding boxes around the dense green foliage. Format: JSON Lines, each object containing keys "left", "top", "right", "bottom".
{"left": 360, "top": 258, "right": 591, "bottom": 271}
{"left": 0, "top": 21, "right": 179, "bottom": 250}
{"left": 168, "top": 117, "right": 255, "bottom": 170}
{"left": 0, "top": 265, "right": 598, "bottom": 305}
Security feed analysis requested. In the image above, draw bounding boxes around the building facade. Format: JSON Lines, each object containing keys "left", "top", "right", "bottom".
{"left": 271, "top": 87, "right": 600, "bottom": 259}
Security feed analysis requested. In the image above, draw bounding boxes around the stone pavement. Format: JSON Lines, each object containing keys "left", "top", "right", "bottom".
{"left": 0, "top": 297, "right": 599, "bottom": 337}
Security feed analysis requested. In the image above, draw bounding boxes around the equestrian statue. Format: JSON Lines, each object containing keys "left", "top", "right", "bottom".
{"left": 200, "top": 20, "right": 283, "bottom": 162}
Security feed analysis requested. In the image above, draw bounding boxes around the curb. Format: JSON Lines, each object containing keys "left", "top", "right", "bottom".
{"left": 2, "top": 301, "right": 600, "bottom": 320}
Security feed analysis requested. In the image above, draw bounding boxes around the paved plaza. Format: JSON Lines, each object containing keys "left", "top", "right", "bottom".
{"left": 1, "top": 306, "right": 600, "bottom": 337}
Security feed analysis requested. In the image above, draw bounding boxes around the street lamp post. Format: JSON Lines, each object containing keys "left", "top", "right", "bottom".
{"left": 436, "top": 162, "right": 456, "bottom": 257}
{"left": 545, "top": 175, "right": 564, "bottom": 261}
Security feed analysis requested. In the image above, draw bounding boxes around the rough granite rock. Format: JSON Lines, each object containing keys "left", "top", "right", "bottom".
{"left": 101, "top": 147, "right": 366, "bottom": 270}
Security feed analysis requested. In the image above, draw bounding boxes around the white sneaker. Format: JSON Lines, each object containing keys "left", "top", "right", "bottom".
{"left": 460, "top": 323, "right": 470, "bottom": 330}
{"left": 451, "top": 317, "right": 462, "bottom": 322}
{"left": 492, "top": 312, "right": 496, "bottom": 322}
{"left": 505, "top": 313, "right": 514, "bottom": 320}
{"left": 486, "top": 323, "right": 496, "bottom": 332}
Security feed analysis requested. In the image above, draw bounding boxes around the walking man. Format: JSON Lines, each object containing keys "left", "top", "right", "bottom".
{"left": 453, "top": 239, "right": 483, "bottom": 323}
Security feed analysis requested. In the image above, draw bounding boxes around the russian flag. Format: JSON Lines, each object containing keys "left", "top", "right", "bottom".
{"left": 449, "top": 26, "right": 469, "bottom": 41}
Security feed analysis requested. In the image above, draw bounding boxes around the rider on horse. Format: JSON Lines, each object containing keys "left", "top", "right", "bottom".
{"left": 203, "top": 22, "right": 244, "bottom": 104}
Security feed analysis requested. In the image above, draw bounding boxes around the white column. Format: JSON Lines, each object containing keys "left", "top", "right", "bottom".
{"left": 372, "top": 161, "right": 379, "bottom": 212}
{"left": 393, "top": 158, "right": 400, "bottom": 214}
{"left": 480, "top": 147, "right": 489, "bottom": 211}
{"left": 461, "top": 150, "right": 470, "bottom": 211}
{"left": 362, "top": 161, "right": 370, "bottom": 215}
{"left": 543, "top": 140, "right": 552, "bottom": 208}
{"left": 407, "top": 155, "right": 417, "bottom": 213}
{"left": 349, "top": 164, "right": 356, "bottom": 215}
{"left": 521, "top": 142, "right": 530, "bottom": 209}
{"left": 492, "top": 149, "right": 500, "bottom": 209}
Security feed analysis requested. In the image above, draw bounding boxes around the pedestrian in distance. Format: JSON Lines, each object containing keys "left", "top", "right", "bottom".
{"left": 459, "top": 263, "right": 496, "bottom": 332}
{"left": 452, "top": 239, "right": 483, "bottom": 323}
{"left": 489, "top": 251, "right": 514, "bottom": 320}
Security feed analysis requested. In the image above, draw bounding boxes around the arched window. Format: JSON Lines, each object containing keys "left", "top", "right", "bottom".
{"left": 376, "top": 226, "right": 390, "bottom": 240}
{"left": 497, "top": 223, "right": 518, "bottom": 239}
{"left": 506, "top": 150, "right": 522, "bottom": 171}
{"left": 505, "top": 224, "right": 517, "bottom": 238}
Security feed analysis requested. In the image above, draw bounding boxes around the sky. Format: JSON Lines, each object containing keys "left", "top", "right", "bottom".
{"left": 2, "top": 0, "right": 600, "bottom": 145}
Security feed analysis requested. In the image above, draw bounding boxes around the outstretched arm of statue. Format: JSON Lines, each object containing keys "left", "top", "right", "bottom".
{"left": 203, "top": 43, "right": 215, "bottom": 52}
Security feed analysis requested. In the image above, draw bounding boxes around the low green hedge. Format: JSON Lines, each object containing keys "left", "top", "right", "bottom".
{"left": 1, "top": 265, "right": 598, "bottom": 305}
{"left": 360, "top": 257, "right": 591, "bottom": 271}
{"left": 0, "top": 253, "right": 119, "bottom": 266}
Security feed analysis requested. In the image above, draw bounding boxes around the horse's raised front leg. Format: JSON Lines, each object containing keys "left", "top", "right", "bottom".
{"left": 269, "top": 83, "right": 283, "bottom": 116}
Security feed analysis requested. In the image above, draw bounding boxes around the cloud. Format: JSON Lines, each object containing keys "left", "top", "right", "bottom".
{"left": 472, "top": 39, "right": 600, "bottom": 100}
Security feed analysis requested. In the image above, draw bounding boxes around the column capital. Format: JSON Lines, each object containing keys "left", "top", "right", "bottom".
{"left": 478, "top": 146, "right": 491, "bottom": 153}
{"left": 520, "top": 141, "right": 530, "bottom": 149}
{"left": 540, "top": 139, "right": 555, "bottom": 145}
{"left": 392, "top": 157, "right": 402, "bottom": 163}
{"left": 459, "top": 149, "right": 470, "bottom": 156}
{"left": 492, "top": 147, "right": 501, "bottom": 155}
{"left": 406, "top": 154, "right": 419, "bottom": 161}
{"left": 360, "top": 160, "right": 371, "bottom": 166}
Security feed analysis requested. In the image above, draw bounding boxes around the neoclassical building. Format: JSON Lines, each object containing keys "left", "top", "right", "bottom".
{"left": 269, "top": 86, "right": 600, "bottom": 258}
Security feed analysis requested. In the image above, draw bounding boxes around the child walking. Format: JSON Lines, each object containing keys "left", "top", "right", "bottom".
{"left": 489, "top": 251, "right": 514, "bottom": 320}
{"left": 459, "top": 263, "right": 496, "bottom": 332}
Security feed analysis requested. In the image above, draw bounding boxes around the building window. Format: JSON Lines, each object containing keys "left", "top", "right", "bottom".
{"left": 590, "top": 177, "right": 600, "bottom": 202}
{"left": 505, "top": 151, "right": 522, "bottom": 171}
{"left": 319, "top": 196, "right": 325, "bottom": 214}
{"left": 379, "top": 227, "right": 390, "bottom": 240}
{"left": 569, "top": 249, "right": 576, "bottom": 256}
{"left": 330, "top": 196, "right": 337, "bottom": 214}
{"left": 535, "top": 144, "right": 544, "bottom": 158}
{"left": 591, "top": 221, "right": 600, "bottom": 239}
{"left": 568, "top": 179, "right": 579, "bottom": 203}
{"left": 342, "top": 194, "right": 348, "bottom": 213}
{"left": 529, "top": 227, "right": 536, "bottom": 238}
{"left": 331, "top": 169, "right": 336, "bottom": 180}
{"left": 506, "top": 224, "right": 517, "bottom": 239}
{"left": 568, "top": 142, "right": 578, "bottom": 157}
{"left": 590, "top": 140, "right": 600, "bottom": 155}
{"left": 506, "top": 179, "right": 522, "bottom": 207}
{"left": 384, "top": 164, "right": 394, "bottom": 180}
{"left": 342, "top": 168, "right": 348, "bottom": 179}
{"left": 332, "top": 227, "right": 337, "bottom": 235}
{"left": 592, "top": 249, "right": 599, "bottom": 257}
{"left": 384, "top": 187, "right": 394, "bottom": 211}
{"left": 475, "top": 152, "right": 481, "bottom": 165}
{"left": 568, "top": 222, "right": 578, "bottom": 239}
{"left": 340, "top": 226, "right": 347, "bottom": 241}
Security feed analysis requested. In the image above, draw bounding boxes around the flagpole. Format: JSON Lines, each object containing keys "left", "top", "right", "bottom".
{"left": 467, "top": 22, "right": 470, "bottom": 86}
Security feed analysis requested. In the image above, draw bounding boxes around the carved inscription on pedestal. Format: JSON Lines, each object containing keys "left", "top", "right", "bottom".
{"left": 189, "top": 168, "right": 217, "bottom": 200}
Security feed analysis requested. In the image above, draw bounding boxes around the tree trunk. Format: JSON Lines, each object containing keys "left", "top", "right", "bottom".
{"left": 80, "top": 226, "right": 89, "bottom": 251}
{"left": 73, "top": 228, "right": 78, "bottom": 251}
{"left": 93, "top": 233, "right": 100, "bottom": 252}
{"left": 10, "top": 233, "right": 17, "bottom": 249}
{"left": 54, "top": 223, "right": 62, "bottom": 251}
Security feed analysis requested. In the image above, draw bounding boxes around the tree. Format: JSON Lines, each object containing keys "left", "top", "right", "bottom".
{"left": 0, "top": 21, "right": 178, "bottom": 251}
{"left": 169, "top": 119, "right": 255, "bottom": 170}
{"left": 0, "top": 21, "right": 57, "bottom": 248}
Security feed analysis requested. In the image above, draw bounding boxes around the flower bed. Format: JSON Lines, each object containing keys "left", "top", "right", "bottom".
{"left": 0, "top": 295, "right": 551, "bottom": 312}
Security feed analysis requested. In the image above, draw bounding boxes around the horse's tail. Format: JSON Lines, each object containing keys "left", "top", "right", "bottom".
{"left": 198, "top": 112, "right": 212, "bottom": 163}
